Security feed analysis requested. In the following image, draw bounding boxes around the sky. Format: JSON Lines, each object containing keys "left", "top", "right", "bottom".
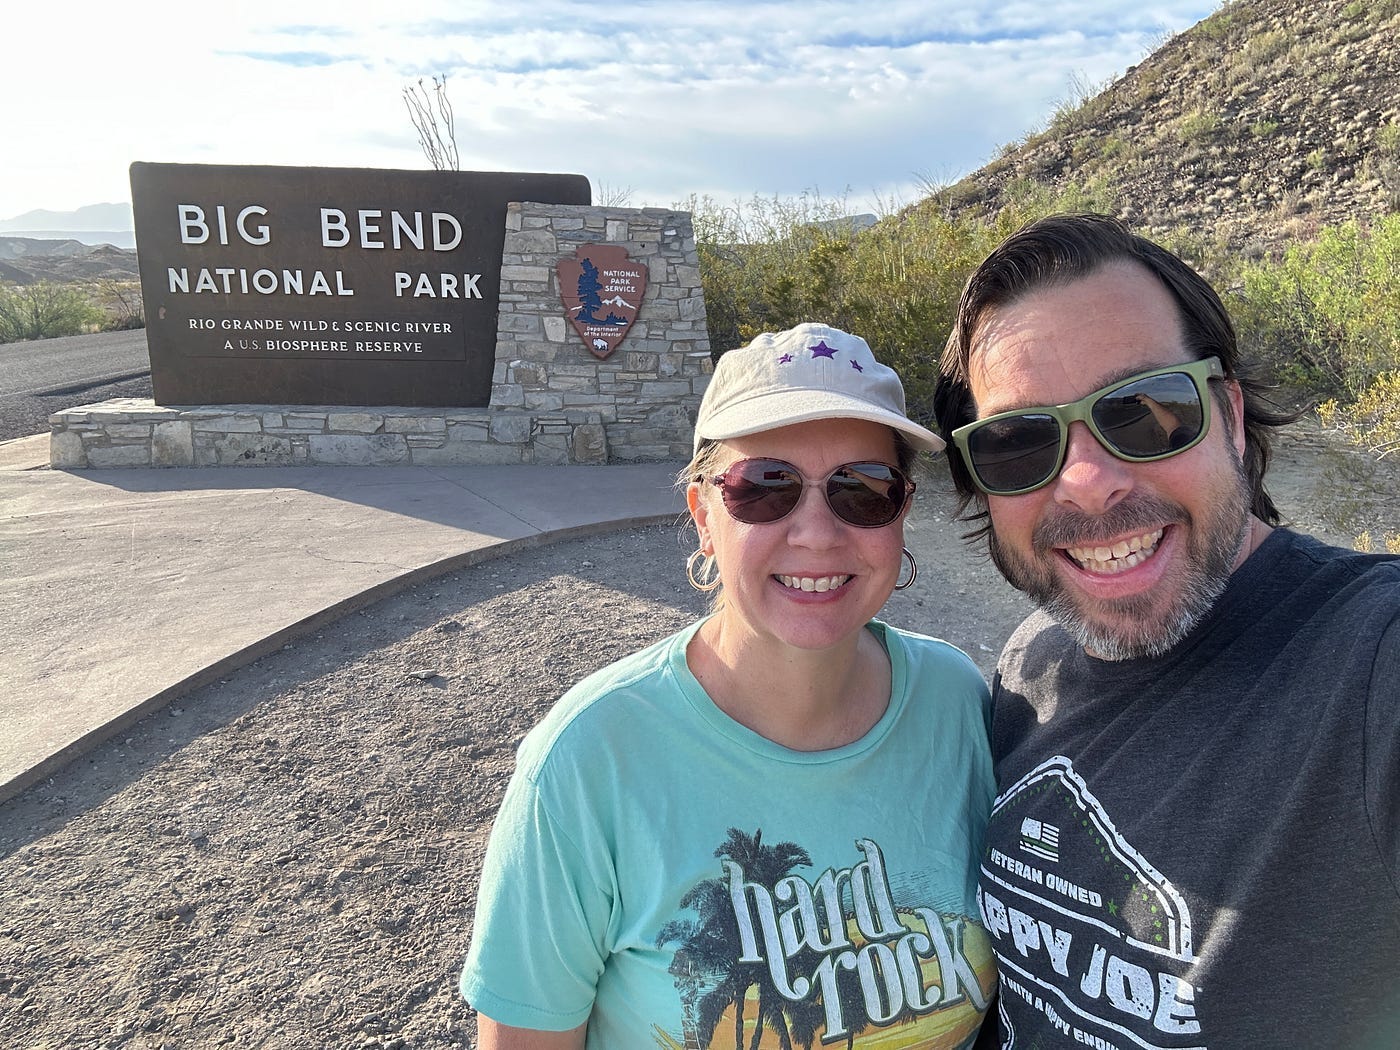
{"left": 2, "top": 1, "right": 1221, "bottom": 226}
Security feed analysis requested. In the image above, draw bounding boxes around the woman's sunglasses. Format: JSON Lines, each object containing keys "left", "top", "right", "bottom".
{"left": 951, "top": 357, "right": 1225, "bottom": 496}
{"left": 700, "top": 458, "right": 914, "bottom": 528}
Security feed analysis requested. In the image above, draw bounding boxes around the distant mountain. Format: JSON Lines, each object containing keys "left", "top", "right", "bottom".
{"left": 0, "top": 202, "right": 133, "bottom": 233}
{"left": 0, "top": 237, "right": 139, "bottom": 284}
{"left": 0, "top": 203, "right": 135, "bottom": 249}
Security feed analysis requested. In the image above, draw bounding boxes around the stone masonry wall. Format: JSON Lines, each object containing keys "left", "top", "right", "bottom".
{"left": 49, "top": 203, "right": 712, "bottom": 468}
{"left": 495, "top": 202, "right": 711, "bottom": 462}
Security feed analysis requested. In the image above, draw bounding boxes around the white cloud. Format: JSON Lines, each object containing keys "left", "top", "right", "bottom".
{"left": 0, "top": 0, "right": 1218, "bottom": 221}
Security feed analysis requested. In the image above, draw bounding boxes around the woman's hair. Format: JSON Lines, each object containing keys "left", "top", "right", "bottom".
{"left": 677, "top": 429, "right": 918, "bottom": 609}
{"left": 932, "top": 213, "right": 1297, "bottom": 544}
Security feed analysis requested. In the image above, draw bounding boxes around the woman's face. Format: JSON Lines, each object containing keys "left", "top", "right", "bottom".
{"left": 687, "top": 417, "right": 909, "bottom": 655}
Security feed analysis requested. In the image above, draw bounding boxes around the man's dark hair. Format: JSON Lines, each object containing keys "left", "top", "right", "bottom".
{"left": 932, "top": 213, "right": 1296, "bottom": 542}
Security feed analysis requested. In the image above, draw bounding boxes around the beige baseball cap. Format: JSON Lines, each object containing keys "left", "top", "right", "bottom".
{"left": 693, "top": 323, "right": 944, "bottom": 455}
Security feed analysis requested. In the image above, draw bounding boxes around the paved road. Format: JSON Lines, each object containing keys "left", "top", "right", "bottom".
{"left": 0, "top": 330, "right": 153, "bottom": 442}
{"left": 0, "top": 329, "right": 150, "bottom": 397}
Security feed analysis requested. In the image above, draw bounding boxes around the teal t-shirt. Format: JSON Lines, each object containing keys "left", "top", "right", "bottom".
{"left": 461, "top": 619, "right": 996, "bottom": 1049}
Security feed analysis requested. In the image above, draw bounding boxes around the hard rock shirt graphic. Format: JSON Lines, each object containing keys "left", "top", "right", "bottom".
{"left": 653, "top": 829, "right": 996, "bottom": 1049}
{"left": 978, "top": 758, "right": 1204, "bottom": 1050}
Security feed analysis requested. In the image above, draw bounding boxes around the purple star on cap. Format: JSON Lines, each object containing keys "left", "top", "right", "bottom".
{"left": 851, "top": 360, "right": 864, "bottom": 372}
{"left": 777, "top": 352, "right": 794, "bottom": 364}
{"left": 809, "top": 341, "right": 839, "bottom": 359}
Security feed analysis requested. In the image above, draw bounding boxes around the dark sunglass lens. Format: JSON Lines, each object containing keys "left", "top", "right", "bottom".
{"left": 721, "top": 460, "right": 802, "bottom": 523}
{"left": 967, "top": 414, "right": 1061, "bottom": 492}
{"left": 1093, "top": 372, "right": 1203, "bottom": 457}
{"left": 826, "top": 464, "right": 907, "bottom": 526}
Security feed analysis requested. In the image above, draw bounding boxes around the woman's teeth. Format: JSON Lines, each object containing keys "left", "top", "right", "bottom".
{"left": 1066, "top": 528, "right": 1164, "bottom": 575}
{"left": 777, "top": 574, "right": 851, "bottom": 592}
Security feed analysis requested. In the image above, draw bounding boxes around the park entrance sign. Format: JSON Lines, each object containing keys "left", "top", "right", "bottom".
{"left": 130, "top": 162, "right": 590, "bottom": 407}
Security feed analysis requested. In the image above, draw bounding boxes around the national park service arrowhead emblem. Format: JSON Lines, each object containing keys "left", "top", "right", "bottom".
{"left": 558, "top": 244, "right": 647, "bottom": 359}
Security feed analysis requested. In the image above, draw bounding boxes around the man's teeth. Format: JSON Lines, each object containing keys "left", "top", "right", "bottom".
{"left": 1066, "top": 529, "right": 1164, "bottom": 574}
{"left": 777, "top": 574, "right": 851, "bottom": 592}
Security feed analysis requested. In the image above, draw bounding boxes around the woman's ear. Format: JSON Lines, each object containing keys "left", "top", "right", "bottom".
{"left": 687, "top": 481, "right": 714, "bottom": 555}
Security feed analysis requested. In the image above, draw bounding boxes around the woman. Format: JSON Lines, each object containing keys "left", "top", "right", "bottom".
{"left": 461, "top": 323, "right": 996, "bottom": 1049}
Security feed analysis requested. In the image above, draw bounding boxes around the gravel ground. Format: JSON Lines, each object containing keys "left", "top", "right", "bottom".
{"left": 0, "top": 417, "right": 1395, "bottom": 1049}
{"left": 0, "top": 373, "right": 153, "bottom": 443}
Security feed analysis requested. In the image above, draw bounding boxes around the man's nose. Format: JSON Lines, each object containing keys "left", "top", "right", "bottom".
{"left": 1050, "top": 422, "right": 1133, "bottom": 515}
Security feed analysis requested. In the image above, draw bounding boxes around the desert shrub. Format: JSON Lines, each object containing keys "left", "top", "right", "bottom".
{"left": 682, "top": 190, "right": 859, "bottom": 355}
{"left": 0, "top": 282, "right": 104, "bottom": 343}
{"left": 1233, "top": 216, "right": 1400, "bottom": 457}
{"left": 1369, "top": 122, "right": 1400, "bottom": 209}
{"left": 687, "top": 180, "right": 1118, "bottom": 420}
{"left": 1243, "top": 28, "right": 1290, "bottom": 65}
{"left": 95, "top": 279, "right": 145, "bottom": 331}
{"left": 1317, "top": 370, "right": 1400, "bottom": 460}
{"left": 1177, "top": 109, "right": 1222, "bottom": 142}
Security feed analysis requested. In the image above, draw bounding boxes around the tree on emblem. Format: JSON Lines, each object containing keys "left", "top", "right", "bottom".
{"left": 575, "top": 258, "right": 605, "bottom": 323}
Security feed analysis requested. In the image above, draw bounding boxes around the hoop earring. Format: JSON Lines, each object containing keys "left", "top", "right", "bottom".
{"left": 686, "top": 548, "right": 722, "bottom": 592}
{"left": 894, "top": 547, "right": 918, "bottom": 591}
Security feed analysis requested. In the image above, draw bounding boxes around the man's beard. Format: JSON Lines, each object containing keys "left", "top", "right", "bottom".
{"left": 988, "top": 458, "right": 1252, "bottom": 661}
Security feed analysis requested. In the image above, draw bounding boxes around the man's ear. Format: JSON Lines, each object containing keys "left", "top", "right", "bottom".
{"left": 1224, "top": 378, "right": 1247, "bottom": 458}
{"left": 687, "top": 481, "right": 714, "bottom": 555}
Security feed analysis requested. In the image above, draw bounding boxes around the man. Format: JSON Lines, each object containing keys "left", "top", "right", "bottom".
{"left": 932, "top": 214, "right": 1399, "bottom": 1049}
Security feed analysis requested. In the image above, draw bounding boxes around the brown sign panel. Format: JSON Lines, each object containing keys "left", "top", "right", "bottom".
{"left": 130, "top": 163, "right": 590, "bottom": 406}
{"left": 557, "top": 244, "right": 647, "bottom": 359}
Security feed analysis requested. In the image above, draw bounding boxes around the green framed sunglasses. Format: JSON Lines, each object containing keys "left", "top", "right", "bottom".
{"left": 951, "top": 356, "right": 1226, "bottom": 496}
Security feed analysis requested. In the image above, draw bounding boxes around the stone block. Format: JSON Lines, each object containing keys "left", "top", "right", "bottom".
{"left": 424, "top": 441, "right": 529, "bottom": 465}
{"left": 307, "top": 433, "right": 408, "bottom": 466}
{"left": 505, "top": 229, "right": 558, "bottom": 254}
{"left": 327, "top": 412, "right": 383, "bottom": 434}
{"left": 384, "top": 415, "right": 447, "bottom": 434}
{"left": 647, "top": 404, "right": 693, "bottom": 429}
{"left": 500, "top": 265, "right": 550, "bottom": 284}
{"left": 524, "top": 392, "right": 565, "bottom": 412}
{"left": 284, "top": 414, "right": 329, "bottom": 432}
{"left": 50, "top": 430, "right": 86, "bottom": 468}
{"left": 547, "top": 375, "right": 597, "bottom": 393}
{"left": 194, "top": 414, "right": 263, "bottom": 434}
{"left": 533, "top": 435, "right": 570, "bottom": 465}
{"left": 510, "top": 362, "right": 548, "bottom": 387}
{"left": 105, "top": 423, "right": 153, "bottom": 439}
{"left": 489, "top": 414, "right": 534, "bottom": 445}
{"left": 446, "top": 420, "right": 491, "bottom": 442}
{"left": 491, "top": 384, "right": 526, "bottom": 407}
{"left": 86, "top": 443, "right": 152, "bottom": 468}
{"left": 621, "top": 351, "right": 658, "bottom": 372}
{"left": 214, "top": 433, "right": 294, "bottom": 466}
{"left": 152, "top": 421, "right": 194, "bottom": 466}
{"left": 572, "top": 423, "right": 608, "bottom": 464}
{"left": 543, "top": 316, "right": 566, "bottom": 342}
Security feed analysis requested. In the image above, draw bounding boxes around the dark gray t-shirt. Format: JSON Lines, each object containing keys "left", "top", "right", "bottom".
{"left": 979, "top": 528, "right": 1400, "bottom": 1049}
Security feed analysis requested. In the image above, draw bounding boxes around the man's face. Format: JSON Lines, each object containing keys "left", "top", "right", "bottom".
{"left": 967, "top": 261, "right": 1254, "bottom": 660}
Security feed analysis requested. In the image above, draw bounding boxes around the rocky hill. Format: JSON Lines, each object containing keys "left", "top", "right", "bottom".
{"left": 929, "top": 0, "right": 1400, "bottom": 256}
{"left": 0, "top": 237, "right": 140, "bottom": 285}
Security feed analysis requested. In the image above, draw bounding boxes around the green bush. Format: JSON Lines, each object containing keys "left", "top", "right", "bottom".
{"left": 0, "top": 282, "right": 104, "bottom": 343}
{"left": 1232, "top": 215, "right": 1400, "bottom": 457}
{"left": 687, "top": 180, "right": 1118, "bottom": 420}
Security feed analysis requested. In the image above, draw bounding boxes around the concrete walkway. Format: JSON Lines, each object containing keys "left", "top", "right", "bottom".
{"left": 0, "top": 433, "right": 685, "bottom": 804}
